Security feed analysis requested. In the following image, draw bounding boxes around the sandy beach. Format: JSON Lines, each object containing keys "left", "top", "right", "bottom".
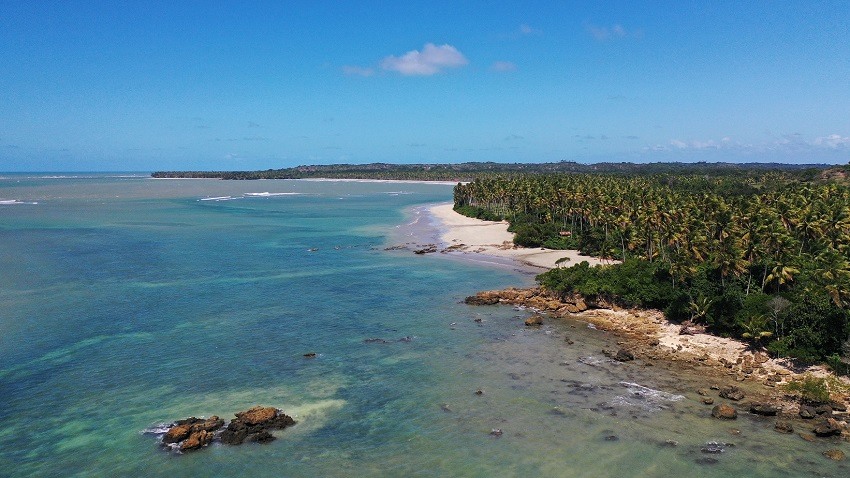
{"left": 429, "top": 203, "right": 612, "bottom": 270}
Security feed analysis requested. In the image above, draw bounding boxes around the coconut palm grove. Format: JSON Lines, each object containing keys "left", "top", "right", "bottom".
{"left": 453, "top": 166, "right": 850, "bottom": 367}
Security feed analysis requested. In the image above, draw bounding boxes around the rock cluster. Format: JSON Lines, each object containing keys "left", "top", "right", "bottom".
{"left": 161, "top": 416, "right": 225, "bottom": 452}
{"left": 158, "top": 406, "right": 295, "bottom": 453}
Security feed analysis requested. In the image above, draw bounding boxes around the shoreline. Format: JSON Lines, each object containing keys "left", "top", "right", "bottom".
{"left": 417, "top": 201, "right": 850, "bottom": 423}
{"left": 427, "top": 203, "right": 612, "bottom": 270}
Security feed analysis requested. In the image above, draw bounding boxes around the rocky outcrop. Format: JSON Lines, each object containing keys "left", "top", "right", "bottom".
{"left": 719, "top": 386, "right": 745, "bottom": 401}
{"left": 524, "top": 315, "right": 544, "bottom": 326}
{"left": 162, "top": 416, "right": 224, "bottom": 446}
{"left": 220, "top": 406, "right": 296, "bottom": 445}
{"left": 711, "top": 404, "right": 738, "bottom": 419}
{"left": 158, "top": 406, "right": 295, "bottom": 453}
{"left": 750, "top": 403, "right": 778, "bottom": 416}
{"left": 813, "top": 418, "right": 843, "bottom": 437}
{"left": 823, "top": 449, "right": 846, "bottom": 461}
{"left": 464, "top": 288, "right": 588, "bottom": 313}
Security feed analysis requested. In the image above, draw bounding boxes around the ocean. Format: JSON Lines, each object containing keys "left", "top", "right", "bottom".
{"left": 0, "top": 174, "right": 845, "bottom": 477}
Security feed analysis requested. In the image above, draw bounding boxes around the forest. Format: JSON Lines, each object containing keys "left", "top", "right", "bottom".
{"left": 151, "top": 161, "right": 826, "bottom": 182}
{"left": 453, "top": 168, "right": 850, "bottom": 369}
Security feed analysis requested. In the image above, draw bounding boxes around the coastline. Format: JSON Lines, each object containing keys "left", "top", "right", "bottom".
{"left": 420, "top": 201, "right": 850, "bottom": 419}
{"left": 427, "top": 203, "right": 611, "bottom": 270}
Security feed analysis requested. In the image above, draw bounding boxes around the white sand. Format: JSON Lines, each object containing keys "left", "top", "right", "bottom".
{"left": 429, "top": 203, "right": 613, "bottom": 270}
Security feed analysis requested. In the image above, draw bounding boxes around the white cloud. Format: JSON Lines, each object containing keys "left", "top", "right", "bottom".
{"left": 490, "top": 61, "right": 517, "bottom": 72}
{"left": 380, "top": 43, "right": 468, "bottom": 76}
{"left": 519, "top": 23, "right": 542, "bottom": 36}
{"left": 814, "top": 134, "right": 850, "bottom": 149}
{"left": 342, "top": 65, "right": 375, "bottom": 77}
{"left": 655, "top": 133, "right": 850, "bottom": 155}
{"left": 586, "top": 23, "right": 632, "bottom": 41}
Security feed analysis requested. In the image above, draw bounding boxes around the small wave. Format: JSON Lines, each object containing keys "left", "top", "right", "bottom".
{"left": 244, "top": 192, "right": 302, "bottom": 197}
{"left": 199, "top": 196, "right": 239, "bottom": 201}
{"left": 0, "top": 199, "right": 37, "bottom": 205}
{"left": 141, "top": 423, "right": 173, "bottom": 436}
{"left": 578, "top": 355, "right": 615, "bottom": 367}
{"left": 612, "top": 382, "right": 684, "bottom": 411}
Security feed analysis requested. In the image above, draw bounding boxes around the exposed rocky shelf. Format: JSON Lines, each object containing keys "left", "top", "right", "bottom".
{"left": 152, "top": 406, "right": 296, "bottom": 453}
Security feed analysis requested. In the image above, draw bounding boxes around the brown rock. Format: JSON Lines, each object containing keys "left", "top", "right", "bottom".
{"left": 719, "top": 386, "right": 745, "bottom": 401}
{"left": 464, "top": 294, "right": 499, "bottom": 306}
{"left": 823, "top": 449, "right": 846, "bottom": 461}
{"left": 613, "top": 349, "right": 635, "bottom": 362}
{"left": 237, "top": 406, "right": 277, "bottom": 426}
{"left": 162, "top": 424, "right": 192, "bottom": 444}
{"left": 813, "top": 419, "right": 842, "bottom": 437}
{"left": 180, "top": 430, "right": 214, "bottom": 451}
{"left": 702, "top": 398, "right": 715, "bottom": 405}
{"left": 712, "top": 404, "right": 738, "bottom": 419}
{"left": 774, "top": 421, "right": 794, "bottom": 434}
{"left": 799, "top": 405, "right": 817, "bottom": 419}
{"left": 750, "top": 403, "right": 779, "bottom": 416}
{"left": 798, "top": 433, "right": 817, "bottom": 442}
{"left": 524, "top": 315, "right": 544, "bottom": 326}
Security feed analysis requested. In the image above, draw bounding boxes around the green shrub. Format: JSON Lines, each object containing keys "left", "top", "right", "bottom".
{"left": 784, "top": 375, "right": 831, "bottom": 404}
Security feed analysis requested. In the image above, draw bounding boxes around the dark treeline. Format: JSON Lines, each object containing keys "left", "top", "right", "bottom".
{"left": 152, "top": 161, "right": 830, "bottom": 182}
{"left": 454, "top": 168, "right": 850, "bottom": 368}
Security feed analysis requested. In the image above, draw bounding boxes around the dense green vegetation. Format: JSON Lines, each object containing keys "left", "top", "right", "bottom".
{"left": 152, "top": 161, "right": 828, "bottom": 182}
{"left": 454, "top": 170, "right": 850, "bottom": 365}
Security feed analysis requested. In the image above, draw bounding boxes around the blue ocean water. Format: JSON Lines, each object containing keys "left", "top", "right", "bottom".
{"left": 0, "top": 175, "right": 846, "bottom": 477}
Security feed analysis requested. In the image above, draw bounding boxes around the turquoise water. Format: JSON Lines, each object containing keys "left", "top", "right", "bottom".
{"left": 1, "top": 175, "right": 847, "bottom": 477}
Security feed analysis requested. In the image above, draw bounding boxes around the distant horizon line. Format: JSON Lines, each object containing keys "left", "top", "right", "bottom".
{"left": 1, "top": 159, "right": 846, "bottom": 174}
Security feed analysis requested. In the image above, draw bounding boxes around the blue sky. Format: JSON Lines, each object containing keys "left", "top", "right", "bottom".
{"left": 1, "top": 1, "right": 849, "bottom": 171}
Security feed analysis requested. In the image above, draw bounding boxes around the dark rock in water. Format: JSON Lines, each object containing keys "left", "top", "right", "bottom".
{"left": 701, "top": 442, "right": 728, "bottom": 454}
{"left": 702, "top": 398, "right": 714, "bottom": 405}
{"left": 750, "top": 402, "right": 778, "bottom": 416}
{"left": 398, "top": 336, "right": 414, "bottom": 343}
{"left": 823, "top": 449, "right": 846, "bottom": 461}
{"left": 524, "top": 315, "right": 544, "bottom": 326}
{"left": 695, "top": 457, "right": 719, "bottom": 465}
{"left": 719, "top": 386, "right": 745, "bottom": 401}
{"left": 799, "top": 404, "right": 817, "bottom": 419}
{"left": 475, "top": 389, "right": 484, "bottom": 395}
{"left": 464, "top": 294, "right": 500, "bottom": 306}
{"left": 440, "top": 403, "right": 453, "bottom": 413}
{"left": 602, "top": 348, "right": 634, "bottom": 362}
{"left": 774, "top": 421, "right": 794, "bottom": 434}
{"left": 303, "top": 352, "right": 317, "bottom": 358}
{"left": 219, "top": 406, "right": 296, "bottom": 446}
{"left": 660, "top": 440, "right": 678, "bottom": 447}
{"left": 489, "top": 428, "right": 503, "bottom": 437}
{"left": 158, "top": 408, "right": 293, "bottom": 452}
{"left": 604, "top": 435, "right": 619, "bottom": 441}
{"left": 712, "top": 404, "right": 737, "bottom": 419}
{"left": 413, "top": 245, "right": 437, "bottom": 254}
{"left": 364, "top": 338, "right": 390, "bottom": 344}
{"left": 245, "top": 430, "right": 276, "bottom": 443}
{"left": 815, "top": 404, "right": 833, "bottom": 415}
{"left": 813, "top": 419, "right": 842, "bottom": 437}
{"left": 798, "top": 432, "right": 817, "bottom": 442}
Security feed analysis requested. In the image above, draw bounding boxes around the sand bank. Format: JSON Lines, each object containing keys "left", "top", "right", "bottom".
{"left": 429, "top": 203, "right": 612, "bottom": 270}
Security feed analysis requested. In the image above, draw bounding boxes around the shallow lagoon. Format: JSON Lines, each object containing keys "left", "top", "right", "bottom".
{"left": 0, "top": 175, "right": 847, "bottom": 477}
